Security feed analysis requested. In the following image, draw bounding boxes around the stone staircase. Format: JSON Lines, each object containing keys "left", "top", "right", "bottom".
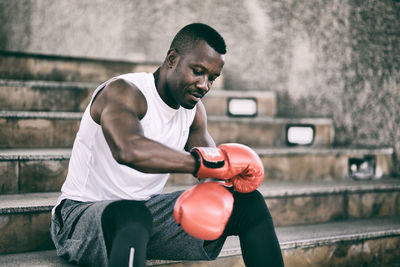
{"left": 0, "top": 51, "right": 399, "bottom": 266}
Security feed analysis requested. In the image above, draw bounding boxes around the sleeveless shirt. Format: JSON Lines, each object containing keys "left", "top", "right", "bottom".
{"left": 56, "top": 72, "right": 197, "bottom": 205}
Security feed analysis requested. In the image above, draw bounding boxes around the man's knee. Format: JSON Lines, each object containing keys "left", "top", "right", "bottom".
{"left": 234, "top": 190, "right": 271, "bottom": 220}
{"left": 224, "top": 190, "right": 272, "bottom": 235}
{"left": 102, "top": 200, "right": 153, "bottom": 239}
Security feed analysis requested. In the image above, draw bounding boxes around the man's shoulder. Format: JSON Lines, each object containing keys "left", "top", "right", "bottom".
{"left": 117, "top": 72, "right": 153, "bottom": 84}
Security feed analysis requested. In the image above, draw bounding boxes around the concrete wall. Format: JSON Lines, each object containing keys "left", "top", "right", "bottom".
{"left": 0, "top": 0, "right": 399, "bottom": 173}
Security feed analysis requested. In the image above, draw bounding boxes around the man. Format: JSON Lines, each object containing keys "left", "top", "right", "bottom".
{"left": 51, "top": 23, "right": 284, "bottom": 267}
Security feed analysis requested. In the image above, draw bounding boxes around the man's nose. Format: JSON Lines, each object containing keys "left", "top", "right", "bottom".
{"left": 196, "top": 76, "right": 210, "bottom": 92}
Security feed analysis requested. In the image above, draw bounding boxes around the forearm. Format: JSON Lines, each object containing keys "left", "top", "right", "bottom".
{"left": 114, "top": 135, "right": 197, "bottom": 174}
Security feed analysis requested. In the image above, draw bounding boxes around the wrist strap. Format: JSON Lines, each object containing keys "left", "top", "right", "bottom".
{"left": 191, "top": 150, "right": 202, "bottom": 176}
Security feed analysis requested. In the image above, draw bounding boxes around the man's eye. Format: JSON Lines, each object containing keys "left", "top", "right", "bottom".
{"left": 193, "top": 69, "right": 203, "bottom": 75}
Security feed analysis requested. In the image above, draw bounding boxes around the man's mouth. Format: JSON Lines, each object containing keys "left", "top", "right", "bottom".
{"left": 188, "top": 91, "right": 204, "bottom": 101}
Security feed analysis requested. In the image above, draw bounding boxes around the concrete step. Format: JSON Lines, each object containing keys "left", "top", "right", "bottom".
{"left": 0, "top": 79, "right": 276, "bottom": 116}
{"left": 207, "top": 116, "right": 333, "bottom": 147}
{"left": 0, "top": 111, "right": 81, "bottom": 149}
{"left": 0, "top": 216, "right": 399, "bottom": 266}
{"left": 0, "top": 179, "right": 399, "bottom": 254}
{"left": 0, "top": 149, "right": 70, "bottom": 194}
{"left": 0, "top": 147, "right": 393, "bottom": 194}
{"left": 0, "top": 51, "right": 158, "bottom": 83}
{"left": 255, "top": 146, "right": 393, "bottom": 182}
{"left": 0, "top": 111, "right": 333, "bottom": 148}
{"left": 159, "top": 147, "right": 393, "bottom": 184}
{"left": 0, "top": 51, "right": 223, "bottom": 89}
{"left": 166, "top": 179, "right": 400, "bottom": 227}
{"left": 0, "top": 79, "right": 96, "bottom": 112}
{"left": 202, "top": 89, "right": 277, "bottom": 117}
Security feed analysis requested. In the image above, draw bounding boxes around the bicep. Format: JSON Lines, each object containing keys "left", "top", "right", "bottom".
{"left": 98, "top": 80, "right": 197, "bottom": 173}
{"left": 98, "top": 79, "right": 147, "bottom": 159}
{"left": 185, "top": 101, "right": 216, "bottom": 150}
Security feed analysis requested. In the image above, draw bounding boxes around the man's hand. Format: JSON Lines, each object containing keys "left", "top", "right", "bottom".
{"left": 191, "top": 143, "right": 264, "bottom": 193}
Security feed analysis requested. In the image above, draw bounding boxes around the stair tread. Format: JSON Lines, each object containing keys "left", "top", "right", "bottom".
{"left": 0, "top": 148, "right": 71, "bottom": 160}
{"left": 0, "top": 192, "right": 59, "bottom": 213}
{"left": 0, "top": 110, "right": 331, "bottom": 123}
{"left": 0, "top": 146, "right": 393, "bottom": 159}
{"left": 277, "top": 216, "right": 400, "bottom": 249}
{"left": 165, "top": 178, "right": 400, "bottom": 196}
{"left": 1, "top": 178, "right": 399, "bottom": 214}
{"left": 0, "top": 110, "right": 83, "bottom": 119}
{"left": 0, "top": 79, "right": 275, "bottom": 96}
{"left": 0, "top": 79, "right": 277, "bottom": 103}
{"left": 0, "top": 78, "right": 97, "bottom": 89}
{"left": 0, "top": 216, "right": 399, "bottom": 266}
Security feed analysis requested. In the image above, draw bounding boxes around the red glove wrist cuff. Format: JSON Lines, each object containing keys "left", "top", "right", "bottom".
{"left": 190, "top": 147, "right": 225, "bottom": 177}
{"left": 191, "top": 150, "right": 202, "bottom": 176}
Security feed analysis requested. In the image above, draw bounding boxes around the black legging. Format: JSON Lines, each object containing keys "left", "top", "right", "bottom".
{"left": 102, "top": 190, "right": 284, "bottom": 267}
{"left": 218, "top": 189, "right": 284, "bottom": 267}
{"left": 102, "top": 200, "right": 153, "bottom": 267}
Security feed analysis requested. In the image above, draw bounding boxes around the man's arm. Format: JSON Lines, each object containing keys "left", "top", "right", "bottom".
{"left": 91, "top": 78, "right": 197, "bottom": 174}
{"left": 185, "top": 101, "right": 216, "bottom": 150}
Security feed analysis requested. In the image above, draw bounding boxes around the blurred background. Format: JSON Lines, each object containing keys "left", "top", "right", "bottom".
{"left": 0, "top": 1, "right": 399, "bottom": 266}
{"left": 1, "top": 0, "right": 399, "bottom": 172}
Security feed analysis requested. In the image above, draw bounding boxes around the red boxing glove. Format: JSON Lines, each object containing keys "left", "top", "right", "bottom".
{"left": 174, "top": 182, "right": 234, "bottom": 240}
{"left": 191, "top": 143, "right": 264, "bottom": 193}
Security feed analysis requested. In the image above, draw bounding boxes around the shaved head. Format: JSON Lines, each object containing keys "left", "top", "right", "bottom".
{"left": 170, "top": 23, "right": 227, "bottom": 56}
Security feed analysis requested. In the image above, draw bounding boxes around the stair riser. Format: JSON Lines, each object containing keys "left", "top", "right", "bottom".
{"left": 208, "top": 120, "right": 332, "bottom": 147}
{"left": 261, "top": 153, "right": 392, "bottom": 181}
{"left": 202, "top": 93, "right": 276, "bottom": 117}
{"left": 0, "top": 119, "right": 79, "bottom": 148}
{"left": 0, "top": 85, "right": 93, "bottom": 112}
{"left": 267, "top": 191, "right": 400, "bottom": 226}
{"left": 0, "top": 160, "right": 68, "bottom": 194}
{"left": 0, "top": 118, "right": 333, "bottom": 148}
{"left": 0, "top": 212, "right": 53, "bottom": 254}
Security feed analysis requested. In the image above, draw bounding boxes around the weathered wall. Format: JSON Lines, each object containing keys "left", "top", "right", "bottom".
{"left": 0, "top": 0, "right": 399, "bottom": 172}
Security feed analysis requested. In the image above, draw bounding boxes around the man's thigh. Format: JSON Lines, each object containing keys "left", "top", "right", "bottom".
{"left": 51, "top": 190, "right": 226, "bottom": 264}
{"left": 51, "top": 199, "right": 113, "bottom": 267}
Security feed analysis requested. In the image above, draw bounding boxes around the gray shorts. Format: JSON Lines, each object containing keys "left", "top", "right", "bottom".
{"left": 50, "top": 190, "right": 226, "bottom": 266}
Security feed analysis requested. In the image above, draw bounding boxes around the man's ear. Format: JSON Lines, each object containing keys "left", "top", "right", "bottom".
{"left": 166, "top": 48, "right": 179, "bottom": 68}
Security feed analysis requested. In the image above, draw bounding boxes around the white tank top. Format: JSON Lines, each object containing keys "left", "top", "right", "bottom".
{"left": 57, "top": 72, "right": 196, "bottom": 205}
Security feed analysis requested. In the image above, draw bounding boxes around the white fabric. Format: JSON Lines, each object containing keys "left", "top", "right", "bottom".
{"left": 56, "top": 72, "right": 196, "bottom": 207}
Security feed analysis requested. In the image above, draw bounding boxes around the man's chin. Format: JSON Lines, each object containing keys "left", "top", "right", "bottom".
{"left": 181, "top": 101, "right": 197, "bottom": 109}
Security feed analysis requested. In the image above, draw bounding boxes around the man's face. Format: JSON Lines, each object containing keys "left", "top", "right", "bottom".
{"left": 166, "top": 40, "right": 225, "bottom": 109}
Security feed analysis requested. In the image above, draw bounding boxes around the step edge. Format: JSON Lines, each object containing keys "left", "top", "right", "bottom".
{"left": 0, "top": 79, "right": 277, "bottom": 97}
{"left": 0, "top": 50, "right": 161, "bottom": 66}
{"left": 0, "top": 110, "right": 83, "bottom": 120}
{"left": 0, "top": 111, "right": 333, "bottom": 124}
{"left": 0, "top": 147, "right": 393, "bottom": 159}
{"left": 280, "top": 228, "right": 400, "bottom": 250}
{"left": 208, "top": 116, "right": 333, "bottom": 124}
{"left": 0, "top": 79, "right": 97, "bottom": 89}
{"left": 206, "top": 90, "right": 276, "bottom": 97}
{"left": 255, "top": 147, "right": 394, "bottom": 155}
